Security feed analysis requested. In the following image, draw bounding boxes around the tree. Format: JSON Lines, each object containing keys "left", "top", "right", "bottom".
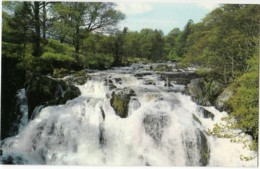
{"left": 50, "top": 2, "right": 125, "bottom": 57}
{"left": 112, "top": 27, "right": 128, "bottom": 66}
{"left": 123, "top": 31, "right": 141, "bottom": 58}
{"left": 175, "top": 19, "right": 193, "bottom": 58}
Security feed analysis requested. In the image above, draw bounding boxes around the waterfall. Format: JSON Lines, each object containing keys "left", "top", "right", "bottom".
{"left": 0, "top": 64, "right": 257, "bottom": 166}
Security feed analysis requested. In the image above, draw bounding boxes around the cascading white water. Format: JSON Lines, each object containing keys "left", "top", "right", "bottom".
{"left": 1, "top": 64, "right": 257, "bottom": 166}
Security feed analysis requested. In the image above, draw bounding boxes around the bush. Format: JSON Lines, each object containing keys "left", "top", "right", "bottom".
{"left": 228, "top": 71, "right": 258, "bottom": 142}
{"left": 43, "top": 39, "right": 74, "bottom": 54}
{"left": 41, "top": 52, "right": 75, "bottom": 62}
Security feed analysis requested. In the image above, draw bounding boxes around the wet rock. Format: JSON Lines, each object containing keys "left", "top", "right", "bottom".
{"left": 143, "top": 113, "right": 170, "bottom": 144}
{"left": 110, "top": 88, "right": 135, "bottom": 118}
{"left": 186, "top": 78, "right": 208, "bottom": 105}
{"left": 192, "top": 114, "right": 202, "bottom": 125}
{"left": 196, "top": 129, "right": 210, "bottom": 166}
{"left": 114, "top": 78, "right": 122, "bottom": 85}
{"left": 186, "top": 78, "right": 223, "bottom": 106}
{"left": 160, "top": 72, "right": 198, "bottom": 85}
{"left": 1, "top": 154, "right": 29, "bottom": 164}
{"left": 197, "top": 107, "right": 215, "bottom": 120}
{"left": 99, "top": 107, "right": 106, "bottom": 147}
{"left": 144, "top": 79, "right": 156, "bottom": 85}
{"left": 134, "top": 72, "right": 153, "bottom": 77}
{"left": 153, "top": 64, "right": 173, "bottom": 72}
{"left": 105, "top": 79, "right": 116, "bottom": 90}
{"left": 214, "top": 87, "right": 233, "bottom": 112}
{"left": 26, "top": 76, "right": 81, "bottom": 119}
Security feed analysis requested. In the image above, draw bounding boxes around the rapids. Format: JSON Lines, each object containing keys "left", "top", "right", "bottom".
{"left": 0, "top": 63, "right": 257, "bottom": 166}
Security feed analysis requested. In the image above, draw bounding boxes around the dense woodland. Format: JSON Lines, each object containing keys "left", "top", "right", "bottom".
{"left": 2, "top": 2, "right": 259, "bottom": 151}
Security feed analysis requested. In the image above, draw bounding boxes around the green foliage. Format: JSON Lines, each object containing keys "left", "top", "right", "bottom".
{"left": 80, "top": 53, "right": 114, "bottom": 69}
{"left": 208, "top": 54, "right": 258, "bottom": 153}
{"left": 195, "top": 68, "right": 211, "bottom": 77}
{"left": 228, "top": 54, "right": 259, "bottom": 142}
{"left": 44, "top": 39, "right": 74, "bottom": 54}
{"left": 53, "top": 68, "right": 70, "bottom": 78}
{"left": 50, "top": 2, "right": 125, "bottom": 54}
{"left": 182, "top": 5, "right": 260, "bottom": 83}
{"left": 41, "top": 52, "right": 75, "bottom": 62}
{"left": 124, "top": 57, "right": 151, "bottom": 65}
{"left": 167, "top": 50, "right": 182, "bottom": 62}
{"left": 39, "top": 39, "right": 76, "bottom": 72}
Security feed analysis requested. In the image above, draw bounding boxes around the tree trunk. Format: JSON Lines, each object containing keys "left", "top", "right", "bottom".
{"left": 231, "top": 55, "right": 234, "bottom": 79}
{"left": 42, "top": 2, "right": 47, "bottom": 40}
{"left": 33, "top": 2, "right": 41, "bottom": 57}
{"left": 74, "top": 24, "right": 80, "bottom": 54}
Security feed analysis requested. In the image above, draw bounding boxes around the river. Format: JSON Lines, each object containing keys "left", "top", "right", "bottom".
{"left": 0, "top": 63, "right": 257, "bottom": 166}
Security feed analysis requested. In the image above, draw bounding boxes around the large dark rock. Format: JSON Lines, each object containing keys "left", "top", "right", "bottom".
{"left": 196, "top": 129, "right": 210, "bottom": 166}
{"left": 26, "top": 75, "right": 81, "bottom": 119}
{"left": 197, "top": 107, "right": 215, "bottom": 120}
{"left": 1, "top": 153, "right": 31, "bottom": 164}
{"left": 110, "top": 88, "right": 135, "bottom": 118}
{"left": 214, "top": 87, "right": 233, "bottom": 112}
{"left": 186, "top": 78, "right": 223, "bottom": 106}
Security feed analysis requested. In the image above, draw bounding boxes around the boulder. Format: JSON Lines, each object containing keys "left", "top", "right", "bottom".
{"left": 63, "top": 70, "right": 88, "bottom": 86}
{"left": 186, "top": 78, "right": 210, "bottom": 105}
{"left": 197, "top": 107, "right": 214, "bottom": 120}
{"left": 26, "top": 75, "right": 81, "bottom": 119}
{"left": 110, "top": 88, "right": 135, "bottom": 118}
{"left": 214, "top": 87, "right": 233, "bottom": 112}
{"left": 186, "top": 78, "right": 223, "bottom": 106}
{"left": 196, "top": 129, "right": 210, "bottom": 166}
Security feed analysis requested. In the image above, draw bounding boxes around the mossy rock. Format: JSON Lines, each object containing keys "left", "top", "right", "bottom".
{"left": 110, "top": 88, "right": 135, "bottom": 118}
{"left": 72, "top": 70, "right": 86, "bottom": 77}
{"left": 53, "top": 68, "right": 71, "bottom": 78}
{"left": 64, "top": 70, "right": 88, "bottom": 85}
{"left": 26, "top": 75, "right": 81, "bottom": 119}
{"left": 154, "top": 64, "right": 172, "bottom": 72}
